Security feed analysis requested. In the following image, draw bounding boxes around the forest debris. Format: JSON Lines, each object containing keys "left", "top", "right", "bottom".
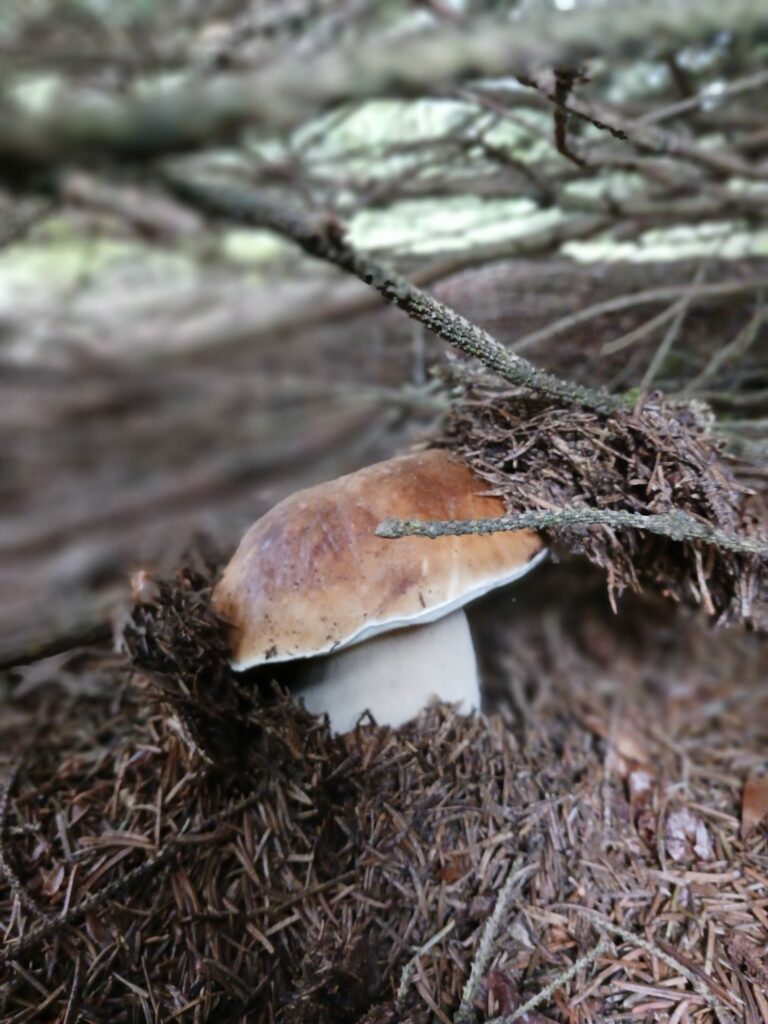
{"left": 437, "top": 371, "right": 768, "bottom": 629}
{"left": 1, "top": 559, "right": 765, "bottom": 1022}
{"left": 725, "top": 932, "right": 768, "bottom": 989}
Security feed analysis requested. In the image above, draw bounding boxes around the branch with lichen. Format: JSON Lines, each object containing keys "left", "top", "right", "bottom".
{"left": 455, "top": 858, "right": 536, "bottom": 1024}
{"left": 3, "top": 0, "right": 768, "bottom": 180}
{"left": 376, "top": 506, "right": 768, "bottom": 558}
{"left": 163, "top": 172, "right": 622, "bottom": 414}
{"left": 489, "top": 938, "right": 612, "bottom": 1024}
{"left": 560, "top": 906, "right": 741, "bottom": 1014}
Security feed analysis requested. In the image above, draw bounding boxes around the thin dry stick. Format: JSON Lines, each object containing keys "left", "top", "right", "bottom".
{"left": 639, "top": 263, "right": 707, "bottom": 391}
{"left": 683, "top": 293, "right": 765, "bottom": 396}
{"left": 505, "top": 279, "right": 766, "bottom": 356}
{"left": 455, "top": 858, "right": 537, "bottom": 1024}
{"left": 640, "top": 67, "right": 768, "bottom": 125}
{"left": 524, "top": 69, "right": 767, "bottom": 181}
{"left": 61, "top": 954, "right": 82, "bottom": 1024}
{"left": 162, "top": 172, "right": 623, "bottom": 415}
{"left": 486, "top": 937, "right": 612, "bottom": 1024}
{"left": 601, "top": 298, "right": 689, "bottom": 356}
{"left": 376, "top": 507, "right": 768, "bottom": 558}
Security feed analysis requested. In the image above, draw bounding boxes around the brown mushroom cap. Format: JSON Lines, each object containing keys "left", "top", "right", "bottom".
{"left": 212, "top": 448, "right": 544, "bottom": 670}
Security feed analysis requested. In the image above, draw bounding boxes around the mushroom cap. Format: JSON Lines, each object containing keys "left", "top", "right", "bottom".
{"left": 213, "top": 449, "right": 545, "bottom": 670}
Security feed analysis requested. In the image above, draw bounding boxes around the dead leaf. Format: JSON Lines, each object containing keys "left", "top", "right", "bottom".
{"left": 437, "top": 852, "right": 470, "bottom": 883}
{"left": 741, "top": 776, "right": 768, "bottom": 838}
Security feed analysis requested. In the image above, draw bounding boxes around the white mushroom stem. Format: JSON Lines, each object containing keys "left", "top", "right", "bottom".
{"left": 291, "top": 608, "right": 480, "bottom": 734}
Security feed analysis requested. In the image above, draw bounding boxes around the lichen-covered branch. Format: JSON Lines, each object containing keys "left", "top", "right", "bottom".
{"left": 164, "top": 172, "right": 622, "bottom": 413}
{"left": 2, "top": 0, "right": 767, "bottom": 180}
{"left": 491, "top": 938, "right": 613, "bottom": 1024}
{"left": 455, "top": 858, "right": 535, "bottom": 1024}
{"left": 376, "top": 507, "right": 768, "bottom": 558}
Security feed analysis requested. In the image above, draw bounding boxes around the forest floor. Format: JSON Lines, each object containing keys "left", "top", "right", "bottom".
{"left": 1, "top": 252, "right": 766, "bottom": 1021}
{"left": 1, "top": 557, "right": 766, "bottom": 1023}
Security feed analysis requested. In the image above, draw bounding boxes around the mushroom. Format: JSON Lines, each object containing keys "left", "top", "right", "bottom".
{"left": 212, "top": 449, "right": 545, "bottom": 733}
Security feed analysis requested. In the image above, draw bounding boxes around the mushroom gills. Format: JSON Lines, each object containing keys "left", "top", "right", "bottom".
{"left": 291, "top": 608, "right": 480, "bottom": 733}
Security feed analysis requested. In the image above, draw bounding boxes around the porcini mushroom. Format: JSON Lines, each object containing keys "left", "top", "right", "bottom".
{"left": 212, "top": 449, "right": 545, "bottom": 733}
